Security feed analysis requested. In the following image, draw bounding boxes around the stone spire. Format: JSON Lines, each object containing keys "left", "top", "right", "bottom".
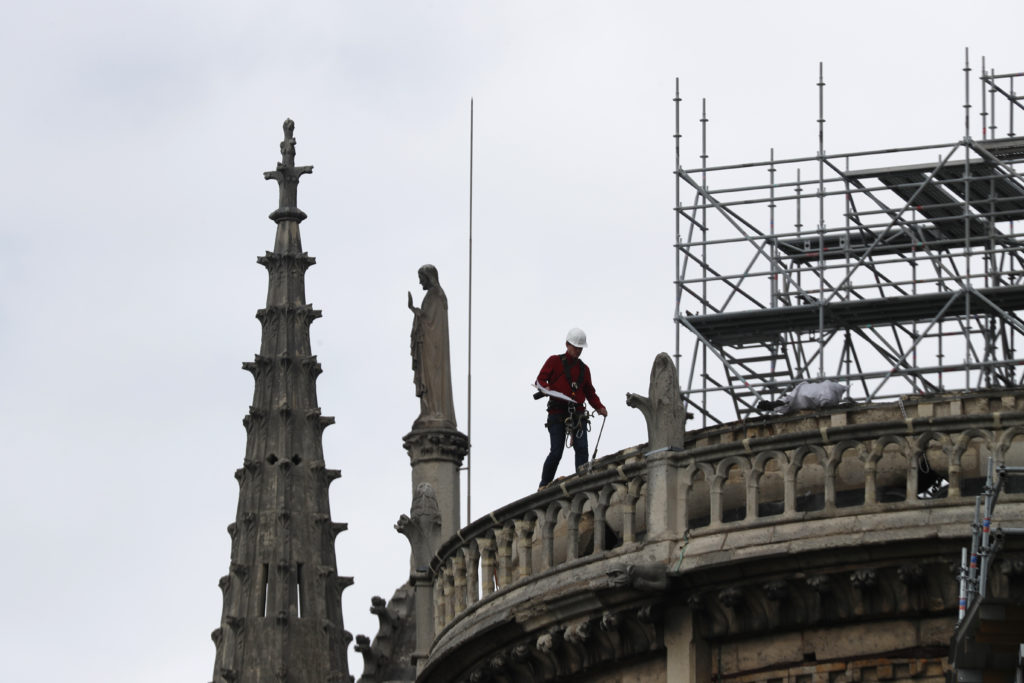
{"left": 211, "top": 120, "right": 353, "bottom": 683}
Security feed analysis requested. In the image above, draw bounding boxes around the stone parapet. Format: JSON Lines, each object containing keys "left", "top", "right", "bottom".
{"left": 416, "top": 390, "right": 1024, "bottom": 681}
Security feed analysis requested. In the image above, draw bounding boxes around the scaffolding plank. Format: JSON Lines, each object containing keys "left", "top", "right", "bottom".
{"left": 933, "top": 162, "right": 1024, "bottom": 222}
{"left": 978, "top": 136, "right": 1024, "bottom": 161}
{"left": 774, "top": 230, "right": 917, "bottom": 262}
{"left": 875, "top": 171, "right": 993, "bottom": 236}
{"left": 682, "top": 285, "right": 1024, "bottom": 346}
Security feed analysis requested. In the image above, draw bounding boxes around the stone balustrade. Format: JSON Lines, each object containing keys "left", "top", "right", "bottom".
{"left": 427, "top": 391, "right": 1024, "bottom": 643}
{"left": 429, "top": 453, "right": 649, "bottom": 632}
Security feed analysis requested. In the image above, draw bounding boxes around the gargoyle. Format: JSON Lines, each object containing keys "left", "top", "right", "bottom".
{"left": 607, "top": 562, "right": 670, "bottom": 592}
{"left": 626, "top": 352, "right": 689, "bottom": 452}
{"left": 395, "top": 482, "right": 443, "bottom": 568}
{"left": 369, "top": 595, "right": 397, "bottom": 633}
{"left": 354, "top": 634, "right": 384, "bottom": 680}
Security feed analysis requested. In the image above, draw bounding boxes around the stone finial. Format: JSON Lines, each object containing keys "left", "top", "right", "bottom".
{"left": 263, "top": 119, "right": 313, "bottom": 221}
{"left": 626, "top": 352, "right": 688, "bottom": 452}
{"left": 395, "top": 483, "right": 443, "bottom": 570}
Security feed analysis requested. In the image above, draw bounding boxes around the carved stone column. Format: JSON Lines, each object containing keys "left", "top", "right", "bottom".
{"left": 477, "top": 537, "right": 496, "bottom": 597}
{"left": 463, "top": 544, "right": 480, "bottom": 607}
{"left": 452, "top": 554, "right": 467, "bottom": 614}
{"left": 403, "top": 428, "right": 469, "bottom": 545}
{"left": 646, "top": 449, "right": 683, "bottom": 539}
{"left": 515, "top": 519, "right": 536, "bottom": 580}
{"left": 496, "top": 527, "right": 514, "bottom": 588}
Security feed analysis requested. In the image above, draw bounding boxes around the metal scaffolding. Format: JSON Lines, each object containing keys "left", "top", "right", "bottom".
{"left": 674, "top": 55, "right": 1024, "bottom": 426}
{"left": 950, "top": 459, "right": 1024, "bottom": 680}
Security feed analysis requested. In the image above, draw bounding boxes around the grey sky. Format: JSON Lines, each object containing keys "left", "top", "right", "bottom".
{"left": 2, "top": 2, "right": 1021, "bottom": 680}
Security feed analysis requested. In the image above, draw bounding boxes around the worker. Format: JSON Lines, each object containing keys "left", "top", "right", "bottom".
{"left": 535, "top": 328, "right": 608, "bottom": 489}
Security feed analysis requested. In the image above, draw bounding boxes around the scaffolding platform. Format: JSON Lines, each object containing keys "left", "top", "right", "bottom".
{"left": 674, "top": 60, "right": 1024, "bottom": 424}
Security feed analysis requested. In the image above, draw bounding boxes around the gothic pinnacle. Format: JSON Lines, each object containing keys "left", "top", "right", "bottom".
{"left": 211, "top": 120, "right": 351, "bottom": 683}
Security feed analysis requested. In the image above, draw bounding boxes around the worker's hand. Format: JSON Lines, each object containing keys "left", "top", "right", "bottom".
{"left": 597, "top": 406, "right": 608, "bottom": 417}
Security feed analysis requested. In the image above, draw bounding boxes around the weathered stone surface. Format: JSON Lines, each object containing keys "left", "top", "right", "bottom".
{"left": 210, "top": 121, "right": 351, "bottom": 683}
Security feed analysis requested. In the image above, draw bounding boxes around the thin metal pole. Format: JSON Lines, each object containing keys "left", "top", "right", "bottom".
{"left": 769, "top": 148, "right": 777, "bottom": 308}
{"left": 466, "top": 98, "right": 474, "bottom": 522}
{"left": 1011, "top": 74, "right": 1017, "bottom": 138}
{"left": 980, "top": 457, "right": 995, "bottom": 599}
{"left": 590, "top": 415, "right": 607, "bottom": 467}
{"left": 674, "top": 78, "right": 682, "bottom": 377}
{"left": 701, "top": 98, "right": 708, "bottom": 424}
{"left": 969, "top": 494, "right": 981, "bottom": 601}
{"left": 818, "top": 62, "right": 826, "bottom": 379}
{"left": 964, "top": 50, "right": 973, "bottom": 388}
{"left": 990, "top": 66, "right": 999, "bottom": 139}
{"left": 964, "top": 48, "right": 972, "bottom": 141}
{"left": 958, "top": 546, "right": 968, "bottom": 622}
{"left": 981, "top": 56, "right": 988, "bottom": 140}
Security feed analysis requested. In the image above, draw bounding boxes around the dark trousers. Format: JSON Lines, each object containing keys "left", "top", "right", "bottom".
{"left": 539, "top": 413, "right": 589, "bottom": 487}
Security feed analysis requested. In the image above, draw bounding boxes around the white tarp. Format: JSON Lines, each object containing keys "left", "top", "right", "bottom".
{"left": 776, "top": 380, "right": 848, "bottom": 414}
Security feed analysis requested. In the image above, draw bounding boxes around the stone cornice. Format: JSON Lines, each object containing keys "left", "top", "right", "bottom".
{"left": 420, "top": 544, "right": 667, "bottom": 683}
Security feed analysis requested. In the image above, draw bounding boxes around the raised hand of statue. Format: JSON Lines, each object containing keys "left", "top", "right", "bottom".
{"left": 408, "top": 291, "right": 419, "bottom": 314}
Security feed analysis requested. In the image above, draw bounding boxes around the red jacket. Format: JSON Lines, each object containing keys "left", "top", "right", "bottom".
{"left": 536, "top": 354, "right": 605, "bottom": 413}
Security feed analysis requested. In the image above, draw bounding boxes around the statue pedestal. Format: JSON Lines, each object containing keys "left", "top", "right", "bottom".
{"left": 403, "top": 427, "right": 469, "bottom": 544}
{"left": 399, "top": 428, "right": 467, "bottom": 673}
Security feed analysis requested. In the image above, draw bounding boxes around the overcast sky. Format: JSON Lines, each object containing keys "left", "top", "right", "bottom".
{"left": 2, "top": 2, "right": 1022, "bottom": 681}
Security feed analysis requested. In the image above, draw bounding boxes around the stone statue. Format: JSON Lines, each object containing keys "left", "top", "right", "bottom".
{"left": 626, "top": 352, "right": 689, "bottom": 452}
{"left": 280, "top": 119, "right": 296, "bottom": 168}
{"left": 408, "top": 264, "right": 457, "bottom": 430}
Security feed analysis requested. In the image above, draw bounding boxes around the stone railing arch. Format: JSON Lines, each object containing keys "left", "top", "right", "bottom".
{"left": 750, "top": 449, "right": 787, "bottom": 517}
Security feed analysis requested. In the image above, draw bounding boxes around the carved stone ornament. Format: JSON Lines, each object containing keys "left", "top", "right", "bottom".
{"left": 454, "top": 606, "right": 662, "bottom": 683}
{"left": 626, "top": 352, "right": 688, "bottom": 452}
{"left": 606, "top": 562, "right": 670, "bottom": 592}
{"left": 262, "top": 119, "right": 312, "bottom": 222}
{"left": 395, "top": 482, "right": 444, "bottom": 569}
{"left": 403, "top": 428, "right": 469, "bottom": 467}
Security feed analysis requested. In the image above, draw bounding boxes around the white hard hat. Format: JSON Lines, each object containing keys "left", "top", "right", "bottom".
{"left": 566, "top": 327, "right": 588, "bottom": 348}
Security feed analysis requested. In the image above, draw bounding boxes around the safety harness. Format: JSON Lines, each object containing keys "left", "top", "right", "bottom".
{"left": 547, "top": 354, "right": 591, "bottom": 446}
